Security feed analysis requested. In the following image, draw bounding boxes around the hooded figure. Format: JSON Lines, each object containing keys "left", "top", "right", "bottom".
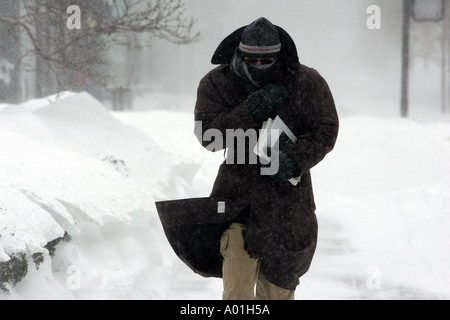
{"left": 230, "top": 17, "right": 282, "bottom": 86}
{"left": 157, "top": 17, "right": 339, "bottom": 300}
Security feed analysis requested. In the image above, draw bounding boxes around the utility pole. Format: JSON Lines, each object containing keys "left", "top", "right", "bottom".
{"left": 402, "top": 0, "right": 447, "bottom": 116}
{"left": 442, "top": 0, "right": 450, "bottom": 113}
{"left": 400, "top": 0, "right": 412, "bottom": 118}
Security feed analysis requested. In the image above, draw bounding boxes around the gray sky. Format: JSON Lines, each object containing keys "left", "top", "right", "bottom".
{"left": 139, "top": 0, "right": 444, "bottom": 118}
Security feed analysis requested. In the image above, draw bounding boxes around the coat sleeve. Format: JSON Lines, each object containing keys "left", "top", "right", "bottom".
{"left": 194, "top": 70, "right": 259, "bottom": 151}
{"left": 285, "top": 70, "right": 339, "bottom": 174}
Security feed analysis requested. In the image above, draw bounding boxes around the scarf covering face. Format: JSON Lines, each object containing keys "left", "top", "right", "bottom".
{"left": 230, "top": 50, "right": 277, "bottom": 87}
{"left": 230, "top": 18, "right": 282, "bottom": 87}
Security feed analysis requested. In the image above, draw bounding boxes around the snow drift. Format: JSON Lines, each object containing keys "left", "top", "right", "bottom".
{"left": 115, "top": 100, "right": 450, "bottom": 300}
{"left": 0, "top": 92, "right": 177, "bottom": 298}
{"left": 0, "top": 91, "right": 449, "bottom": 299}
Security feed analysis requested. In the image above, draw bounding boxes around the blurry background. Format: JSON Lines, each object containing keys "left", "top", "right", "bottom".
{"left": 144, "top": 0, "right": 448, "bottom": 120}
{"left": 1, "top": 0, "right": 449, "bottom": 299}
{"left": 0, "top": 0, "right": 449, "bottom": 120}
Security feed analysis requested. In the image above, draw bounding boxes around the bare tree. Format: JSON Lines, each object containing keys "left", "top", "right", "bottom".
{"left": 0, "top": 0, "right": 200, "bottom": 98}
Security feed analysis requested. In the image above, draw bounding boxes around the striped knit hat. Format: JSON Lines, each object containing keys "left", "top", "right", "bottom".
{"left": 238, "top": 17, "right": 281, "bottom": 59}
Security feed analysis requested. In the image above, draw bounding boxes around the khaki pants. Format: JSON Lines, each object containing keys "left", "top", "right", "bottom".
{"left": 220, "top": 223, "right": 295, "bottom": 300}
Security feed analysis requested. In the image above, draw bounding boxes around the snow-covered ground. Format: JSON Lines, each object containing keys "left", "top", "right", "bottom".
{"left": 0, "top": 91, "right": 449, "bottom": 300}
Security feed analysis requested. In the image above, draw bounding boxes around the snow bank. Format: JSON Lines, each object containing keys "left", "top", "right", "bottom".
{"left": 0, "top": 92, "right": 175, "bottom": 297}
{"left": 308, "top": 116, "right": 450, "bottom": 299}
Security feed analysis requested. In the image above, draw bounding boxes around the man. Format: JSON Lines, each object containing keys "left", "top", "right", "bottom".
{"left": 194, "top": 17, "right": 339, "bottom": 300}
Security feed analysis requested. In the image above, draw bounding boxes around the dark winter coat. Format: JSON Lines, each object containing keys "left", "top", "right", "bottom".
{"left": 156, "top": 23, "right": 339, "bottom": 291}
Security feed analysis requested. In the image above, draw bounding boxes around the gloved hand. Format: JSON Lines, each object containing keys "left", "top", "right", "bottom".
{"left": 259, "top": 148, "right": 301, "bottom": 181}
{"left": 247, "top": 84, "right": 288, "bottom": 122}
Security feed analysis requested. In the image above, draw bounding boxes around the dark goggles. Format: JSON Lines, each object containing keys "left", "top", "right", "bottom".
{"left": 244, "top": 57, "right": 277, "bottom": 65}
